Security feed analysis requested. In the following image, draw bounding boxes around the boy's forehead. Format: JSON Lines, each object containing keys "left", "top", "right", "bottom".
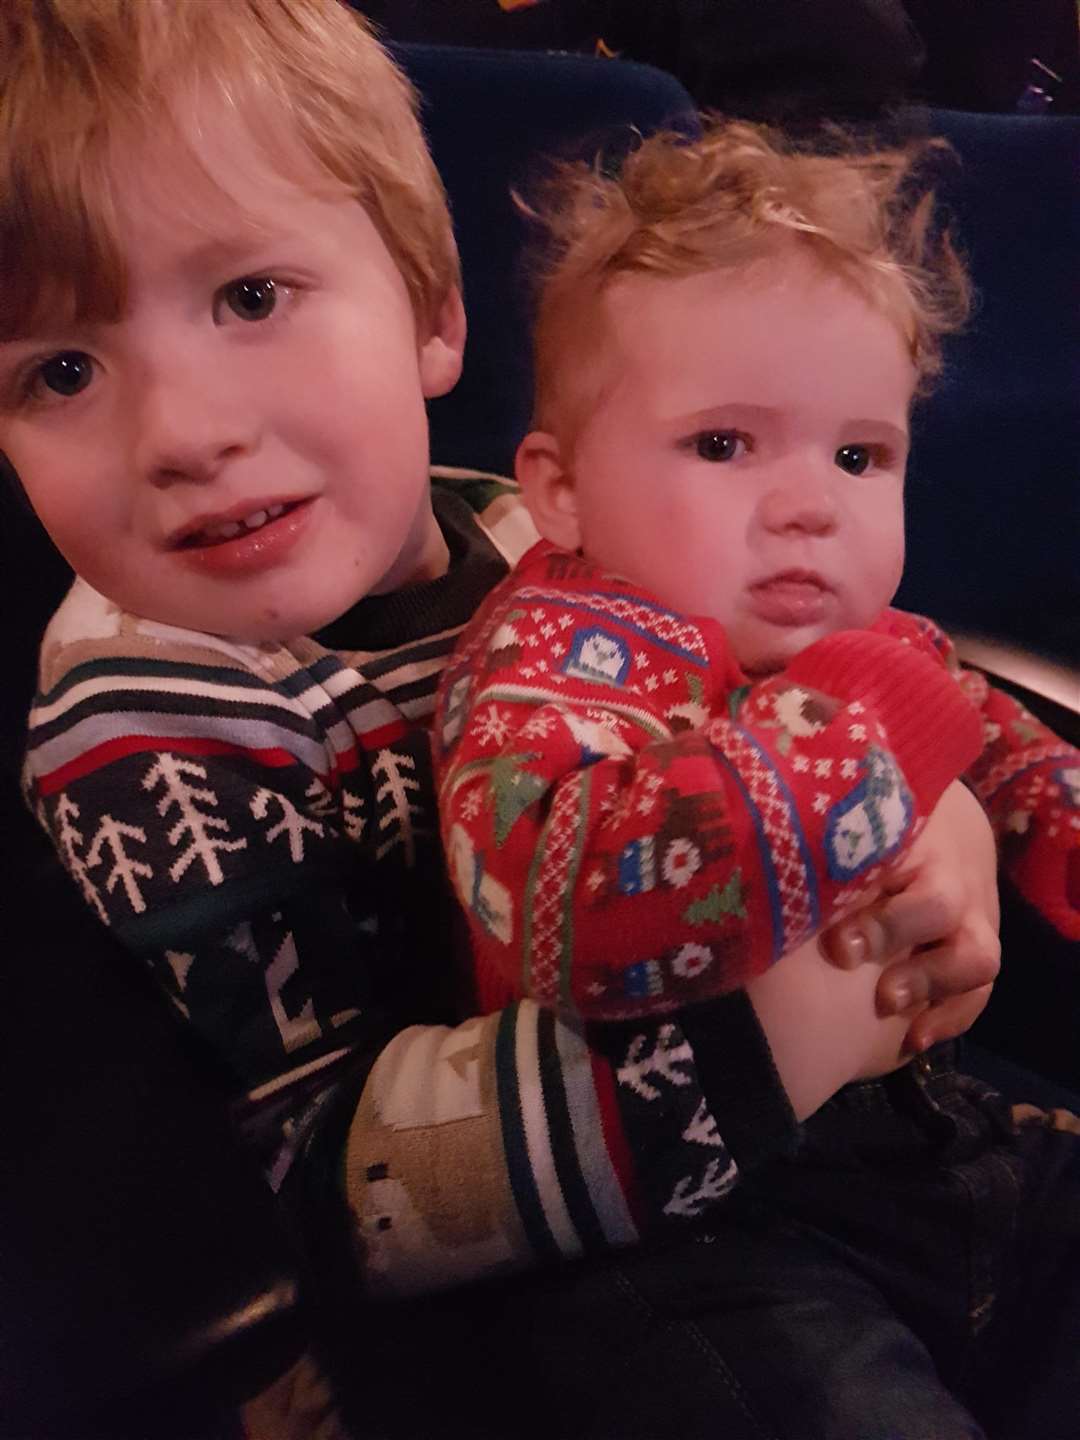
{"left": 112, "top": 108, "right": 346, "bottom": 248}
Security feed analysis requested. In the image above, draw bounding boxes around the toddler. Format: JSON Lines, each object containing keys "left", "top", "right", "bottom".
{"left": 434, "top": 120, "right": 1080, "bottom": 1438}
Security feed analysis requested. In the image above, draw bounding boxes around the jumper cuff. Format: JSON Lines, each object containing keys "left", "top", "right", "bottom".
{"left": 678, "top": 989, "right": 798, "bottom": 1171}
{"left": 784, "top": 629, "right": 984, "bottom": 816}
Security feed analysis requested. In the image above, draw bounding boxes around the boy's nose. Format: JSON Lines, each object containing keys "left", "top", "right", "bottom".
{"left": 133, "top": 367, "right": 258, "bottom": 487}
{"left": 758, "top": 475, "right": 839, "bottom": 537}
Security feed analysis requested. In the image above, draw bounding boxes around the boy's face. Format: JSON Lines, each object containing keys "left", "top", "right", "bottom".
{"left": 524, "top": 251, "right": 915, "bottom": 677}
{"left": 0, "top": 128, "right": 463, "bottom": 641}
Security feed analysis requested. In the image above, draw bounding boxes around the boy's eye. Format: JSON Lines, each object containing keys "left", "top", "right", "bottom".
{"left": 695, "top": 431, "right": 746, "bottom": 463}
{"left": 223, "top": 277, "right": 277, "bottom": 322}
{"left": 835, "top": 444, "right": 873, "bottom": 475}
{"left": 37, "top": 351, "right": 94, "bottom": 398}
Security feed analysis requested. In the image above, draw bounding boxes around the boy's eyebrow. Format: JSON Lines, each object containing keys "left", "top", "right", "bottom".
{"left": 173, "top": 234, "right": 277, "bottom": 278}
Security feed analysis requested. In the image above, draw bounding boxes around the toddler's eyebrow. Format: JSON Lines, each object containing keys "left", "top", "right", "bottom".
{"left": 843, "top": 420, "right": 910, "bottom": 451}
{"left": 666, "top": 403, "right": 787, "bottom": 430}
{"left": 668, "top": 404, "right": 909, "bottom": 450}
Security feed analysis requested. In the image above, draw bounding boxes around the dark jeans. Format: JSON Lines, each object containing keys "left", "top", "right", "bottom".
{"left": 364, "top": 1047, "right": 1080, "bottom": 1440}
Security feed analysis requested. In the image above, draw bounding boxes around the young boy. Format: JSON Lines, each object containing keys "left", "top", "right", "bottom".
{"left": 0, "top": 2, "right": 1018, "bottom": 1435}
{"left": 433, "top": 120, "right": 1080, "bottom": 1435}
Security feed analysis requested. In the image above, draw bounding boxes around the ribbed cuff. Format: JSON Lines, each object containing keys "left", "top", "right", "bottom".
{"left": 678, "top": 989, "right": 798, "bottom": 1170}
{"left": 784, "top": 630, "right": 983, "bottom": 816}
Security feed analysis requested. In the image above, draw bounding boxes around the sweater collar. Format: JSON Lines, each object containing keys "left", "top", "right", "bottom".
{"left": 311, "top": 484, "right": 509, "bottom": 652}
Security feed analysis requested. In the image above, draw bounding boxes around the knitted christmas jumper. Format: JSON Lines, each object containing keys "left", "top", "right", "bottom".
{"left": 436, "top": 542, "right": 1079, "bottom": 1021}
{"left": 23, "top": 475, "right": 794, "bottom": 1298}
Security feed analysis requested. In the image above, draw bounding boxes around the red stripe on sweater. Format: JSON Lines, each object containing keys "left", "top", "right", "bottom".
{"left": 35, "top": 734, "right": 304, "bottom": 796}
{"left": 353, "top": 719, "right": 410, "bottom": 751}
{"left": 589, "top": 1046, "right": 646, "bottom": 1234}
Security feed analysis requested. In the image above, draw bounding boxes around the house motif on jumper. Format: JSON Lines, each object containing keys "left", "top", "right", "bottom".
{"left": 563, "top": 626, "right": 632, "bottom": 688}
{"left": 590, "top": 789, "right": 734, "bottom": 906}
{"left": 618, "top": 936, "right": 731, "bottom": 1007}
{"left": 446, "top": 822, "right": 514, "bottom": 945}
{"left": 824, "top": 747, "right": 913, "bottom": 881}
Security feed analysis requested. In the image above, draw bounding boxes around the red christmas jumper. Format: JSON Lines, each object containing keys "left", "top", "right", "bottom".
{"left": 435, "top": 542, "right": 1079, "bottom": 1020}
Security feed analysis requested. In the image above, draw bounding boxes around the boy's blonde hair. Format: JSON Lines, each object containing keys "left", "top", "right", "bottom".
{"left": 528, "top": 120, "right": 971, "bottom": 443}
{"left": 0, "top": 0, "right": 458, "bottom": 340}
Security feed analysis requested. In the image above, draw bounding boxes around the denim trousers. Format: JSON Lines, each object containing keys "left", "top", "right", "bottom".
{"left": 366, "top": 1046, "right": 1080, "bottom": 1440}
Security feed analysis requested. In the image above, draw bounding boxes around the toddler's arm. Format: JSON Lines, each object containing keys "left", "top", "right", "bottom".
{"left": 437, "top": 549, "right": 983, "bottom": 1020}
{"left": 871, "top": 609, "right": 1080, "bottom": 939}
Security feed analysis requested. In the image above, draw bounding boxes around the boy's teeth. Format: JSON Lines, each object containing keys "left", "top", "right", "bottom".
{"left": 198, "top": 504, "right": 288, "bottom": 543}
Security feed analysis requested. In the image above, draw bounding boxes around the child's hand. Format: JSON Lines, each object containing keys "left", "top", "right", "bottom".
{"left": 820, "top": 781, "right": 1001, "bottom": 1055}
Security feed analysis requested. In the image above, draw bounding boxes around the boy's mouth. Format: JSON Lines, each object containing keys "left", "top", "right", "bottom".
{"left": 172, "top": 499, "right": 306, "bottom": 550}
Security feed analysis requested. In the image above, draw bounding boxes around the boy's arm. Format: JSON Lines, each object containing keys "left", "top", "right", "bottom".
{"left": 872, "top": 609, "right": 1080, "bottom": 939}
{"left": 437, "top": 562, "right": 983, "bottom": 1019}
{"left": 23, "top": 628, "right": 800, "bottom": 1298}
{"left": 333, "top": 988, "right": 795, "bottom": 1299}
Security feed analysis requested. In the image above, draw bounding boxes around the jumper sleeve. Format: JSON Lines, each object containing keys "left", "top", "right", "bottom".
{"left": 23, "top": 600, "right": 796, "bottom": 1298}
{"left": 337, "top": 988, "right": 793, "bottom": 1299}
{"left": 435, "top": 547, "right": 983, "bottom": 1021}
{"left": 871, "top": 609, "right": 1080, "bottom": 939}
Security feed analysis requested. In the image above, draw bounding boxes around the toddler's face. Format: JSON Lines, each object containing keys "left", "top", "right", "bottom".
{"left": 555, "top": 252, "right": 914, "bottom": 676}
{"left": 0, "top": 126, "right": 462, "bottom": 640}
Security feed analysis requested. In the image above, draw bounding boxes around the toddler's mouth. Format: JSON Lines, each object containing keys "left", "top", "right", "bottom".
{"left": 748, "top": 570, "right": 832, "bottom": 627}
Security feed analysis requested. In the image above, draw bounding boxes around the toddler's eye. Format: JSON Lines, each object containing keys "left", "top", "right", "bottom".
{"left": 835, "top": 444, "right": 873, "bottom": 475}
{"left": 223, "top": 277, "right": 277, "bottom": 322}
{"left": 37, "top": 351, "right": 94, "bottom": 398}
{"left": 695, "top": 431, "right": 745, "bottom": 463}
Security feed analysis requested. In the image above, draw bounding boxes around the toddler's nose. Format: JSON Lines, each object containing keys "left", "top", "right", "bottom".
{"left": 759, "top": 475, "right": 839, "bottom": 537}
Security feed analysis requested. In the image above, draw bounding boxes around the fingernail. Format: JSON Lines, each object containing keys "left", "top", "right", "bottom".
{"left": 840, "top": 927, "right": 869, "bottom": 966}
{"left": 886, "top": 982, "right": 913, "bottom": 1013}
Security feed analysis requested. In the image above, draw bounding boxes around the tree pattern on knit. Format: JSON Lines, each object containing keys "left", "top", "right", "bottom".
{"left": 24, "top": 484, "right": 798, "bottom": 1296}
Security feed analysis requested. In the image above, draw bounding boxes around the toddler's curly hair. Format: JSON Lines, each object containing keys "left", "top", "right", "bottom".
{"left": 525, "top": 119, "right": 972, "bottom": 442}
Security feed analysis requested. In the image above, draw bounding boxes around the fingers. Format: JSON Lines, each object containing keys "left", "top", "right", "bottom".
{"left": 903, "top": 983, "right": 995, "bottom": 1054}
{"left": 877, "top": 920, "right": 1001, "bottom": 1016}
{"left": 821, "top": 882, "right": 963, "bottom": 972}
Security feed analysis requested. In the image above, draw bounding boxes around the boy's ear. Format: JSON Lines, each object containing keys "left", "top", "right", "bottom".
{"left": 515, "top": 431, "right": 582, "bottom": 552}
{"left": 419, "top": 288, "right": 466, "bottom": 398}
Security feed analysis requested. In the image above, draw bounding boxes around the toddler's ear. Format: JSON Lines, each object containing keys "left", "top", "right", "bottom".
{"left": 419, "top": 288, "right": 466, "bottom": 398}
{"left": 516, "top": 431, "right": 581, "bottom": 551}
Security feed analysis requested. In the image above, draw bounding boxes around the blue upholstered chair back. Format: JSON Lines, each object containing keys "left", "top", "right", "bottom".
{"left": 403, "top": 45, "right": 1079, "bottom": 664}
{"left": 896, "top": 110, "right": 1079, "bottom": 662}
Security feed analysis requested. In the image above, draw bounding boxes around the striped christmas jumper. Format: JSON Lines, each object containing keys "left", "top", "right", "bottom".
{"left": 22, "top": 473, "right": 795, "bottom": 1300}
{"left": 435, "top": 542, "right": 1079, "bottom": 1021}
